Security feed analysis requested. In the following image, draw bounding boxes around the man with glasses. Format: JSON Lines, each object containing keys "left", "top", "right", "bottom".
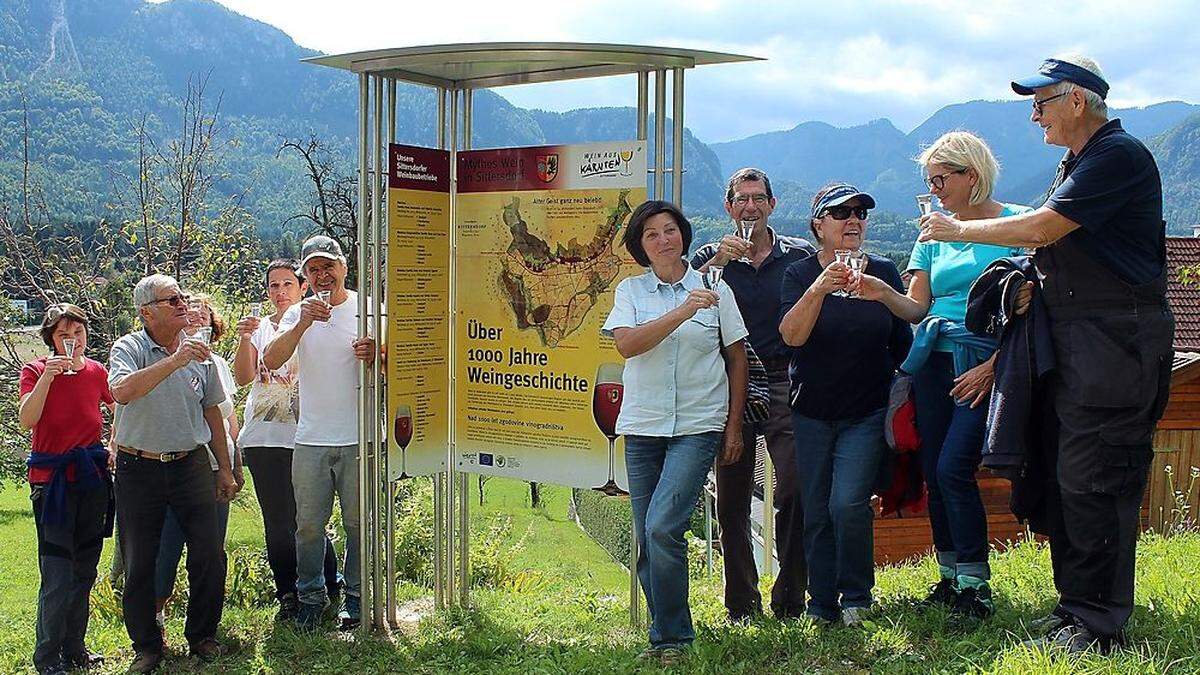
{"left": 692, "top": 168, "right": 814, "bottom": 621}
{"left": 919, "top": 54, "right": 1171, "bottom": 653}
{"left": 108, "top": 274, "right": 237, "bottom": 672}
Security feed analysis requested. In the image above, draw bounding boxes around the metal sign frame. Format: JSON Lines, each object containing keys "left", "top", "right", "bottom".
{"left": 306, "top": 42, "right": 761, "bottom": 632}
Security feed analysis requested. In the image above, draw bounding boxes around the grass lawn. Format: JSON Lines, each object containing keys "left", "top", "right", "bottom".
{"left": 1, "top": 476, "right": 1199, "bottom": 673}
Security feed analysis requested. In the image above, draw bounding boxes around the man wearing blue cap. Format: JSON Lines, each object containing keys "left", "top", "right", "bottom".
{"left": 919, "top": 54, "right": 1172, "bottom": 653}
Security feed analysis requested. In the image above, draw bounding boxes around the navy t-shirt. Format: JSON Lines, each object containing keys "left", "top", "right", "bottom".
{"left": 691, "top": 230, "right": 816, "bottom": 362}
{"left": 779, "top": 253, "right": 913, "bottom": 421}
{"left": 1044, "top": 119, "right": 1165, "bottom": 285}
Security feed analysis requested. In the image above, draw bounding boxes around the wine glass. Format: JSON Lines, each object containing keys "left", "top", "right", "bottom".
{"left": 192, "top": 326, "right": 213, "bottom": 365}
{"left": 394, "top": 404, "right": 413, "bottom": 479}
{"left": 832, "top": 249, "right": 852, "bottom": 297}
{"left": 619, "top": 149, "right": 634, "bottom": 176}
{"left": 62, "top": 337, "right": 78, "bottom": 376}
{"left": 847, "top": 250, "right": 868, "bottom": 299}
{"left": 592, "top": 363, "right": 627, "bottom": 497}
{"left": 249, "top": 302, "right": 262, "bottom": 319}
{"left": 735, "top": 220, "right": 755, "bottom": 263}
{"left": 704, "top": 265, "right": 724, "bottom": 290}
{"left": 916, "top": 193, "right": 935, "bottom": 217}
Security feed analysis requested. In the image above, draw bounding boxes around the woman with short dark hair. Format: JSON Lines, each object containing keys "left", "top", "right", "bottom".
{"left": 19, "top": 303, "right": 115, "bottom": 673}
{"left": 603, "top": 200, "right": 748, "bottom": 664}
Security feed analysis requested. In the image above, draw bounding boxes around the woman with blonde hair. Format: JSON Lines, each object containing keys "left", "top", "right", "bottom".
{"left": 851, "top": 130, "right": 1030, "bottom": 620}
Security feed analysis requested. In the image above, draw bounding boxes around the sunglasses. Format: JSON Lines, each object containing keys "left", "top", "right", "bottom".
{"left": 822, "top": 205, "right": 869, "bottom": 221}
{"left": 142, "top": 293, "right": 190, "bottom": 308}
{"left": 925, "top": 168, "right": 967, "bottom": 191}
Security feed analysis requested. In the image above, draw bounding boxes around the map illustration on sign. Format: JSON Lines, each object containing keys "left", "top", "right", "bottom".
{"left": 497, "top": 190, "right": 633, "bottom": 347}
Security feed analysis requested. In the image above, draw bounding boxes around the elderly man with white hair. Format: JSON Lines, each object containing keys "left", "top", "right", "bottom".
{"left": 919, "top": 55, "right": 1172, "bottom": 653}
{"left": 108, "top": 274, "right": 239, "bottom": 672}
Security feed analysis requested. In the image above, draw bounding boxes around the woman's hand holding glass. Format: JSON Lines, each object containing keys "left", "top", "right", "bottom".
{"left": 813, "top": 261, "right": 851, "bottom": 296}
{"left": 678, "top": 288, "right": 719, "bottom": 319}
{"left": 846, "top": 272, "right": 889, "bottom": 302}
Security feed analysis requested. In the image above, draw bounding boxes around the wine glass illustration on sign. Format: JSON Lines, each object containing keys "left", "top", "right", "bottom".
{"left": 619, "top": 149, "right": 634, "bottom": 176}
{"left": 394, "top": 404, "right": 413, "bottom": 479}
{"left": 62, "top": 337, "right": 78, "bottom": 376}
{"left": 592, "top": 362, "right": 627, "bottom": 497}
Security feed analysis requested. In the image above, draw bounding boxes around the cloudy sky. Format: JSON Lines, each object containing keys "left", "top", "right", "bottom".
{"left": 202, "top": 0, "right": 1200, "bottom": 143}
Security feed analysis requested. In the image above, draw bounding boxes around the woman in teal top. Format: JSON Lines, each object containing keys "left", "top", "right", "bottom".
{"left": 852, "top": 131, "right": 1029, "bottom": 621}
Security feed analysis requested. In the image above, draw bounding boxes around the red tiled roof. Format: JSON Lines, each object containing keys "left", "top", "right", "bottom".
{"left": 1167, "top": 237, "right": 1200, "bottom": 351}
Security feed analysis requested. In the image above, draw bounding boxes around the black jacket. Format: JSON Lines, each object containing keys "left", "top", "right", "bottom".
{"left": 966, "top": 256, "right": 1057, "bottom": 530}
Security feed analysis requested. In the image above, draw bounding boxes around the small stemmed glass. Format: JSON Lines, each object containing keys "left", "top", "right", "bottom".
{"left": 61, "top": 338, "right": 78, "bottom": 376}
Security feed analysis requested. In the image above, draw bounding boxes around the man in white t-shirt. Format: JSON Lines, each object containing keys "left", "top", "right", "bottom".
{"left": 263, "top": 235, "right": 375, "bottom": 630}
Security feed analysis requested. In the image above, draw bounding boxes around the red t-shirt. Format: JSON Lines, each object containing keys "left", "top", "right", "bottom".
{"left": 19, "top": 357, "right": 115, "bottom": 484}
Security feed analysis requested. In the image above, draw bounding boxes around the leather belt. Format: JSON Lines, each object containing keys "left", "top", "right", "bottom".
{"left": 117, "top": 445, "right": 199, "bottom": 463}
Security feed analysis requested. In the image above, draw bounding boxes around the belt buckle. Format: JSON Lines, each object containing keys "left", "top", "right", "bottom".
{"left": 159, "top": 452, "right": 173, "bottom": 463}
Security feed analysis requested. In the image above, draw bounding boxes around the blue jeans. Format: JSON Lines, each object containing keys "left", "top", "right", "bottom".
{"left": 625, "top": 432, "right": 721, "bottom": 648}
{"left": 792, "top": 409, "right": 885, "bottom": 621}
{"left": 912, "top": 352, "right": 990, "bottom": 579}
{"left": 155, "top": 490, "right": 230, "bottom": 600}
{"left": 292, "top": 444, "right": 360, "bottom": 606}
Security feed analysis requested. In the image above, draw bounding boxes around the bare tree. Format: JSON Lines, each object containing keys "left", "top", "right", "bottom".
{"left": 277, "top": 135, "right": 360, "bottom": 276}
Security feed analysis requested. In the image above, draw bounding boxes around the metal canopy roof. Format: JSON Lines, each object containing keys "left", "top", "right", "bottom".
{"left": 303, "top": 42, "right": 761, "bottom": 89}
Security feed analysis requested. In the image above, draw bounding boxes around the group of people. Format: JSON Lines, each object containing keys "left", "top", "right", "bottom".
{"left": 20, "top": 235, "right": 374, "bottom": 673}
{"left": 608, "top": 53, "right": 1172, "bottom": 664}
{"left": 17, "top": 51, "right": 1172, "bottom": 672}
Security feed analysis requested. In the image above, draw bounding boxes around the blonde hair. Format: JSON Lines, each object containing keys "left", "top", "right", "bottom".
{"left": 916, "top": 131, "right": 1000, "bottom": 207}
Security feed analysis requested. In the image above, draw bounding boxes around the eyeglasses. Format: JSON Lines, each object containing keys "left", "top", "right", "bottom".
{"left": 142, "top": 293, "right": 190, "bottom": 308}
{"left": 822, "top": 205, "right": 869, "bottom": 221}
{"left": 731, "top": 194, "right": 770, "bottom": 206}
{"left": 1032, "top": 91, "right": 1070, "bottom": 115}
{"left": 925, "top": 168, "right": 967, "bottom": 191}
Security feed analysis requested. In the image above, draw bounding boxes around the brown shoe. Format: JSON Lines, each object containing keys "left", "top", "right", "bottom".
{"left": 189, "top": 637, "right": 224, "bottom": 662}
{"left": 127, "top": 650, "right": 162, "bottom": 674}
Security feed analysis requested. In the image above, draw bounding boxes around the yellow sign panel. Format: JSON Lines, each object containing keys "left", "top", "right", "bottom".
{"left": 454, "top": 141, "right": 647, "bottom": 490}
{"left": 386, "top": 144, "right": 451, "bottom": 478}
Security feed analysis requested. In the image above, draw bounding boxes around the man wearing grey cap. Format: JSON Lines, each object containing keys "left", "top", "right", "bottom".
{"left": 919, "top": 54, "right": 1172, "bottom": 652}
{"left": 264, "top": 235, "right": 376, "bottom": 631}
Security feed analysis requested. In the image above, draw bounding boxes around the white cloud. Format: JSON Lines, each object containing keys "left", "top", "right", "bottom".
{"left": 199, "top": 0, "right": 1200, "bottom": 141}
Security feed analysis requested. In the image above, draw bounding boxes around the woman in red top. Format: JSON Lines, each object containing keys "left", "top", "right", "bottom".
{"left": 18, "top": 303, "right": 115, "bottom": 674}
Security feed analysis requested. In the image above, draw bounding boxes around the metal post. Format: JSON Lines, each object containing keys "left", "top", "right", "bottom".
{"left": 371, "top": 73, "right": 386, "bottom": 629}
{"left": 763, "top": 453, "right": 775, "bottom": 577}
{"left": 704, "top": 482, "right": 714, "bottom": 576}
{"left": 458, "top": 88, "right": 473, "bottom": 608}
{"left": 630, "top": 520, "right": 640, "bottom": 628}
{"left": 671, "top": 68, "right": 684, "bottom": 207}
{"left": 653, "top": 69, "right": 666, "bottom": 200}
{"left": 432, "top": 86, "right": 447, "bottom": 611}
{"left": 384, "top": 75, "right": 397, "bottom": 627}
{"left": 445, "top": 87, "right": 459, "bottom": 607}
{"left": 637, "top": 71, "right": 648, "bottom": 141}
{"left": 355, "top": 72, "right": 372, "bottom": 635}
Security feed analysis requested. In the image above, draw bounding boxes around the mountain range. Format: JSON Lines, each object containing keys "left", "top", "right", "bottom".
{"left": 2, "top": 0, "right": 1198, "bottom": 240}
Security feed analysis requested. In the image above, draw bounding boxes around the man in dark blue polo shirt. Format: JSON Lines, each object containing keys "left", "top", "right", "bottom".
{"left": 692, "top": 167, "right": 815, "bottom": 621}
{"left": 919, "top": 54, "right": 1173, "bottom": 653}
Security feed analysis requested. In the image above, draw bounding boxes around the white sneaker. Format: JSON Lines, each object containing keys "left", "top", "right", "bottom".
{"left": 841, "top": 606, "right": 869, "bottom": 627}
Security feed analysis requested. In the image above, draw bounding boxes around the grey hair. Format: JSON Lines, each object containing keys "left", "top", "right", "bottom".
{"left": 132, "top": 273, "right": 179, "bottom": 310}
{"left": 1051, "top": 53, "right": 1108, "bottom": 118}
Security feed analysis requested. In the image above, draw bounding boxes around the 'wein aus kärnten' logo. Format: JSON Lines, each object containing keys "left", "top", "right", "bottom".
{"left": 579, "top": 148, "right": 636, "bottom": 179}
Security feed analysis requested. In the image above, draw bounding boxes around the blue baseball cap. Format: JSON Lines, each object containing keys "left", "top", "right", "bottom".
{"left": 1011, "top": 58, "right": 1109, "bottom": 100}
{"left": 811, "top": 183, "right": 876, "bottom": 221}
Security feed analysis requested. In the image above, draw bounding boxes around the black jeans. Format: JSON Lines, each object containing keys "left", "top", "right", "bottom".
{"left": 715, "top": 363, "right": 806, "bottom": 619}
{"left": 243, "top": 446, "right": 341, "bottom": 600}
{"left": 115, "top": 448, "right": 223, "bottom": 653}
{"left": 31, "top": 481, "right": 110, "bottom": 671}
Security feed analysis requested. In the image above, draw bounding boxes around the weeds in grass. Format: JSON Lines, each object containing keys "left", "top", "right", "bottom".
{"left": 1163, "top": 464, "right": 1200, "bottom": 534}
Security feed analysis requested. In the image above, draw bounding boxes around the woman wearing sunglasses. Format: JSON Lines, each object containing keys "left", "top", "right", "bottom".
{"left": 778, "top": 183, "right": 912, "bottom": 626}
{"left": 18, "top": 303, "right": 115, "bottom": 673}
{"left": 851, "top": 131, "right": 1029, "bottom": 620}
